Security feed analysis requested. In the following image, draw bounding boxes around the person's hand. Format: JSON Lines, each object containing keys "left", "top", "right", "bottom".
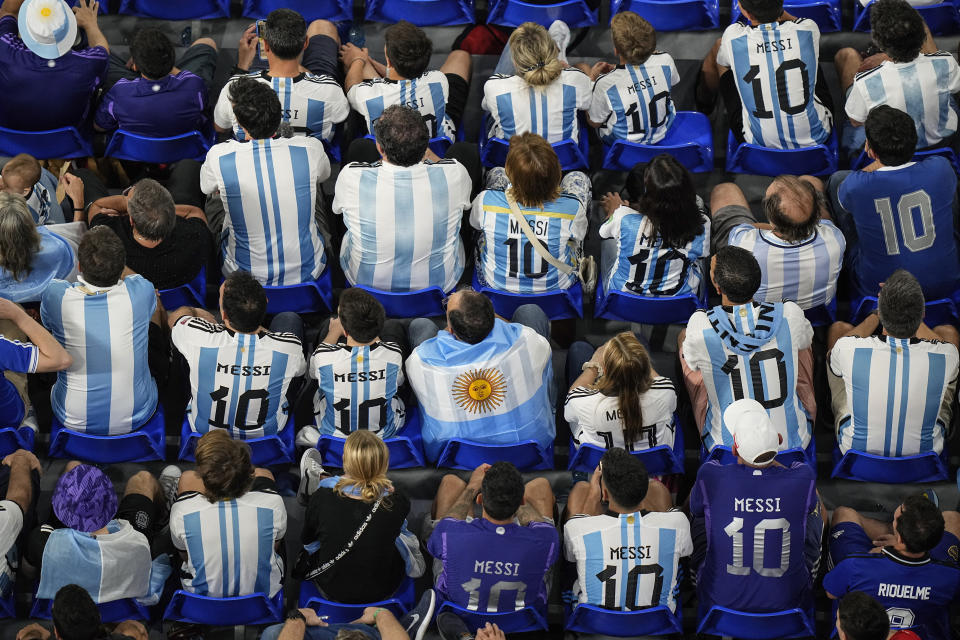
{"left": 0, "top": 298, "right": 26, "bottom": 323}
{"left": 601, "top": 192, "right": 627, "bottom": 217}
{"left": 72, "top": 0, "right": 100, "bottom": 32}
{"left": 16, "top": 623, "right": 51, "bottom": 640}
{"left": 356, "top": 606, "right": 385, "bottom": 625}
{"left": 467, "top": 463, "right": 491, "bottom": 490}
{"left": 476, "top": 622, "right": 506, "bottom": 640}
{"left": 858, "top": 52, "right": 890, "bottom": 74}
{"left": 300, "top": 608, "right": 328, "bottom": 627}
{"left": 237, "top": 24, "right": 257, "bottom": 71}
{"left": 340, "top": 43, "right": 368, "bottom": 68}
{"left": 326, "top": 316, "right": 344, "bottom": 340}
{"left": 4, "top": 450, "right": 42, "bottom": 474}
{"left": 589, "top": 61, "right": 614, "bottom": 80}
{"left": 112, "top": 621, "right": 148, "bottom": 640}
{"left": 61, "top": 173, "right": 84, "bottom": 207}
{"left": 871, "top": 533, "right": 897, "bottom": 552}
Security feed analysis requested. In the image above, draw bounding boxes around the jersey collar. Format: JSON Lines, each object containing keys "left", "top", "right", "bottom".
{"left": 76, "top": 275, "right": 119, "bottom": 295}
{"left": 260, "top": 70, "right": 305, "bottom": 83}
{"left": 882, "top": 547, "right": 931, "bottom": 565}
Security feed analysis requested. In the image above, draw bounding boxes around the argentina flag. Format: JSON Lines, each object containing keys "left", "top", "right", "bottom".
{"left": 406, "top": 319, "right": 554, "bottom": 462}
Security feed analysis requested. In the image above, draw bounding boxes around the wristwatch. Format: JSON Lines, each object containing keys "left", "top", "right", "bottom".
{"left": 286, "top": 609, "right": 306, "bottom": 623}
{"left": 581, "top": 361, "right": 604, "bottom": 378}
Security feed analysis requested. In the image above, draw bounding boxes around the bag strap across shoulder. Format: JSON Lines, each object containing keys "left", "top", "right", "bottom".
{"left": 505, "top": 189, "right": 575, "bottom": 275}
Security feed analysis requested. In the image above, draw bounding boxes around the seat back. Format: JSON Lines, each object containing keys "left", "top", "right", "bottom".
{"left": 473, "top": 275, "right": 583, "bottom": 320}
{"left": 697, "top": 606, "right": 815, "bottom": 639}
{"left": 565, "top": 603, "right": 682, "bottom": 636}
{"left": 487, "top": 0, "right": 598, "bottom": 26}
{"left": 104, "top": 130, "right": 213, "bottom": 164}
{"left": 725, "top": 130, "right": 838, "bottom": 177}
{"left": 318, "top": 434, "right": 425, "bottom": 469}
{"left": 179, "top": 418, "right": 295, "bottom": 466}
{"left": 595, "top": 287, "right": 701, "bottom": 325}
{"left": 159, "top": 266, "right": 207, "bottom": 311}
{"left": 352, "top": 285, "right": 447, "bottom": 318}
{"left": 601, "top": 112, "right": 714, "bottom": 172}
{"left": 242, "top": 0, "right": 352, "bottom": 20}
{"left": 436, "top": 438, "right": 552, "bottom": 471}
{"left": 438, "top": 601, "right": 548, "bottom": 634}
{"left": 263, "top": 269, "right": 334, "bottom": 315}
{"left": 365, "top": 0, "right": 476, "bottom": 24}
{"left": 481, "top": 134, "right": 587, "bottom": 171}
{"left": 31, "top": 597, "right": 150, "bottom": 623}
{"left": 850, "top": 296, "right": 959, "bottom": 327}
{"left": 299, "top": 579, "right": 413, "bottom": 623}
{"left": 0, "top": 426, "right": 35, "bottom": 458}
{"left": 854, "top": 0, "right": 960, "bottom": 33}
{"left": 163, "top": 590, "right": 283, "bottom": 625}
{"left": 611, "top": 0, "right": 719, "bottom": 29}
{"left": 704, "top": 444, "right": 811, "bottom": 467}
{"left": 831, "top": 449, "right": 949, "bottom": 483}
{"left": 803, "top": 298, "right": 836, "bottom": 327}
{"left": 731, "top": 0, "right": 840, "bottom": 31}
{"left": 568, "top": 442, "right": 682, "bottom": 476}
{"left": 118, "top": 0, "right": 229, "bottom": 18}
{"left": 853, "top": 146, "right": 960, "bottom": 172}
{"left": 0, "top": 126, "right": 92, "bottom": 159}
{"left": 48, "top": 405, "right": 165, "bottom": 464}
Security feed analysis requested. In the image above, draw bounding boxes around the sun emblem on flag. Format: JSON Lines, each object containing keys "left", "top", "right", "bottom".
{"left": 452, "top": 368, "right": 506, "bottom": 414}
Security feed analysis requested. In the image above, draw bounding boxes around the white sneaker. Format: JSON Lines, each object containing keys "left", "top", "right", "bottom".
{"left": 159, "top": 465, "right": 182, "bottom": 509}
{"left": 296, "top": 424, "right": 321, "bottom": 448}
{"left": 20, "top": 407, "right": 37, "bottom": 433}
{"left": 297, "top": 448, "right": 326, "bottom": 505}
{"left": 548, "top": 19, "right": 571, "bottom": 62}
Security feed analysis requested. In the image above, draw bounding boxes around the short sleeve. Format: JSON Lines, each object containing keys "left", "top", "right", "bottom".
{"left": 674, "top": 515, "right": 694, "bottom": 557}
{"left": 304, "top": 137, "right": 331, "bottom": 184}
{"left": 168, "top": 495, "right": 200, "bottom": 551}
{"left": 562, "top": 521, "right": 582, "bottom": 562}
{"left": 599, "top": 206, "right": 630, "bottom": 239}
{"left": 715, "top": 26, "right": 735, "bottom": 69}
{"left": 126, "top": 275, "right": 157, "bottom": 316}
{"left": 574, "top": 71, "right": 592, "bottom": 110}
{"left": 170, "top": 316, "right": 205, "bottom": 360}
{"left": 213, "top": 81, "right": 235, "bottom": 131}
{"left": 829, "top": 336, "right": 855, "bottom": 378}
{"left": 326, "top": 83, "right": 351, "bottom": 125}
{"left": 469, "top": 191, "right": 486, "bottom": 230}
{"left": 681, "top": 311, "right": 712, "bottom": 371}
{"left": 946, "top": 55, "right": 960, "bottom": 93}
{"left": 836, "top": 171, "right": 856, "bottom": 212}
{"left": 94, "top": 93, "right": 118, "bottom": 131}
{"left": 726, "top": 224, "right": 754, "bottom": 248}
{"left": 200, "top": 148, "right": 221, "bottom": 195}
{"left": 0, "top": 336, "right": 38, "bottom": 374}
{"left": 346, "top": 82, "right": 375, "bottom": 119}
{"left": 688, "top": 476, "right": 705, "bottom": 518}
{"left": 587, "top": 79, "right": 612, "bottom": 126}
{"left": 844, "top": 81, "right": 869, "bottom": 123}
{"left": 783, "top": 302, "right": 813, "bottom": 350}
{"left": 426, "top": 518, "right": 453, "bottom": 559}
{"left": 822, "top": 563, "right": 849, "bottom": 598}
{"left": 0, "top": 501, "right": 23, "bottom": 554}
{"left": 272, "top": 495, "right": 287, "bottom": 539}
{"left": 0, "top": 15, "right": 15, "bottom": 35}
{"left": 331, "top": 165, "right": 361, "bottom": 217}
{"left": 562, "top": 390, "right": 587, "bottom": 440}
{"left": 667, "top": 55, "right": 680, "bottom": 87}
{"left": 450, "top": 162, "right": 473, "bottom": 209}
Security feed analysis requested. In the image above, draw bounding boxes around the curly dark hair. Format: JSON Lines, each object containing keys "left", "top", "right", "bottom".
{"left": 871, "top": 0, "right": 927, "bottom": 62}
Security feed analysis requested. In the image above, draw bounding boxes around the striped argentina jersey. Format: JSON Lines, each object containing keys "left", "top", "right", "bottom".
{"left": 682, "top": 301, "right": 814, "bottom": 451}
{"left": 25, "top": 168, "right": 63, "bottom": 225}
{"left": 333, "top": 159, "right": 471, "bottom": 292}
{"left": 600, "top": 205, "right": 710, "bottom": 297}
{"left": 213, "top": 70, "right": 350, "bottom": 142}
{"left": 0, "top": 501, "right": 22, "bottom": 598}
{"left": 482, "top": 68, "right": 592, "bottom": 143}
{"left": 829, "top": 335, "right": 959, "bottom": 456}
{"left": 588, "top": 56, "right": 679, "bottom": 145}
{"left": 40, "top": 275, "right": 158, "bottom": 435}
{"left": 716, "top": 20, "right": 832, "bottom": 148}
{"left": 406, "top": 319, "right": 554, "bottom": 463}
{"left": 846, "top": 53, "right": 960, "bottom": 147}
{"left": 564, "top": 510, "right": 693, "bottom": 611}
{"left": 471, "top": 189, "right": 588, "bottom": 293}
{"left": 201, "top": 136, "right": 330, "bottom": 287}
{"left": 348, "top": 70, "right": 456, "bottom": 140}
{"left": 727, "top": 221, "right": 845, "bottom": 310}
{"left": 310, "top": 341, "right": 406, "bottom": 439}
{"left": 564, "top": 377, "right": 677, "bottom": 452}
{"left": 170, "top": 489, "right": 286, "bottom": 598}
{"left": 171, "top": 316, "right": 306, "bottom": 439}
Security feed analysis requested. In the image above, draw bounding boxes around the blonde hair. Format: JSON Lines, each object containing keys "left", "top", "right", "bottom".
{"left": 509, "top": 22, "right": 564, "bottom": 87}
{"left": 0, "top": 192, "right": 41, "bottom": 281}
{"left": 504, "top": 132, "right": 561, "bottom": 208}
{"left": 611, "top": 11, "right": 656, "bottom": 65}
{"left": 335, "top": 430, "right": 394, "bottom": 504}
{"left": 596, "top": 332, "right": 655, "bottom": 448}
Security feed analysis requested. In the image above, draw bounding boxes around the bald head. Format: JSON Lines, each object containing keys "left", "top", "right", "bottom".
{"left": 762, "top": 176, "right": 820, "bottom": 242}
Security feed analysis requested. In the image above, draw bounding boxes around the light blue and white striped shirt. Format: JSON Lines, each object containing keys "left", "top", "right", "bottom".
{"left": 41, "top": 275, "right": 158, "bottom": 435}
{"left": 588, "top": 55, "right": 679, "bottom": 145}
{"left": 348, "top": 70, "right": 456, "bottom": 140}
{"left": 201, "top": 136, "right": 330, "bottom": 287}
{"left": 482, "top": 68, "right": 592, "bottom": 143}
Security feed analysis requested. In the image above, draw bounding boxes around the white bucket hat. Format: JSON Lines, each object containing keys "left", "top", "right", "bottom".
{"left": 724, "top": 398, "right": 781, "bottom": 466}
{"left": 18, "top": 0, "right": 77, "bottom": 60}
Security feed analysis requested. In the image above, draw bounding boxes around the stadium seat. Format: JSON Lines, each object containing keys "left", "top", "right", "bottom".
{"left": 610, "top": 0, "right": 719, "bottom": 30}
{"left": 568, "top": 421, "right": 685, "bottom": 475}
{"left": 158, "top": 265, "right": 207, "bottom": 311}
{"left": 472, "top": 273, "right": 583, "bottom": 320}
{"left": 118, "top": 0, "right": 229, "bottom": 19}
{"left": 31, "top": 597, "right": 150, "bottom": 622}
{"left": 363, "top": 133, "right": 453, "bottom": 159}
{"left": 565, "top": 603, "right": 682, "bottom": 636}
{"left": 0, "top": 426, "right": 35, "bottom": 458}
{"left": 704, "top": 442, "right": 814, "bottom": 467}
{"left": 697, "top": 606, "right": 815, "bottom": 639}
{"left": 0, "top": 594, "right": 13, "bottom": 618}
{"left": 486, "top": 0, "right": 598, "bottom": 27}
{"left": 851, "top": 145, "right": 960, "bottom": 173}
{"left": 262, "top": 268, "right": 334, "bottom": 315}
{"left": 104, "top": 129, "right": 214, "bottom": 164}
{"left": 178, "top": 418, "right": 295, "bottom": 466}
{"left": 242, "top": 0, "right": 352, "bottom": 20}
{"left": 481, "top": 130, "right": 589, "bottom": 171}
{"left": 163, "top": 590, "right": 284, "bottom": 626}
{"left": 299, "top": 578, "right": 414, "bottom": 623}
{"left": 725, "top": 129, "right": 839, "bottom": 177}
{"left": 600, "top": 112, "right": 714, "bottom": 172}
{"left": 365, "top": 0, "right": 476, "bottom": 25}
{"left": 436, "top": 438, "right": 553, "bottom": 471}
{"left": 804, "top": 297, "right": 837, "bottom": 327}
{"left": 437, "top": 601, "right": 548, "bottom": 634}
{"left": 831, "top": 448, "right": 949, "bottom": 483}
{"left": 594, "top": 282, "right": 704, "bottom": 325}
{"left": 315, "top": 411, "right": 426, "bottom": 469}
{"left": 849, "top": 295, "right": 959, "bottom": 327}
{"left": 731, "top": 0, "right": 841, "bottom": 31}
{"left": 0, "top": 125, "right": 92, "bottom": 160}
{"left": 48, "top": 404, "right": 166, "bottom": 464}
{"left": 854, "top": 0, "right": 960, "bottom": 34}
{"left": 351, "top": 284, "right": 447, "bottom": 319}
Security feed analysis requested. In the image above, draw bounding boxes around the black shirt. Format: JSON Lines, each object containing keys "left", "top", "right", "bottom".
{"left": 91, "top": 214, "right": 212, "bottom": 290}
{"left": 302, "top": 487, "right": 410, "bottom": 604}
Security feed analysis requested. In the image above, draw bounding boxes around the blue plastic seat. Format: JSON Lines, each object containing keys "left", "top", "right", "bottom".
{"left": 118, "top": 0, "right": 229, "bottom": 18}
{"left": 472, "top": 273, "right": 583, "bottom": 320}
{"left": 831, "top": 447, "right": 949, "bottom": 483}
{"left": 0, "top": 126, "right": 92, "bottom": 159}
{"left": 362, "top": 133, "right": 453, "bottom": 158}
{"left": 565, "top": 603, "right": 682, "bottom": 636}
{"left": 731, "top": 0, "right": 840, "bottom": 31}
{"left": 804, "top": 297, "right": 837, "bottom": 327}
{"left": 697, "top": 606, "right": 814, "bottom": 639}
{"left": 610, "top": 0, "right": 718, "bottom": 29}
{"left": 179, "top": 418, "right": 295, "bottom": 466}
{"left": 438, "top": 601, "right": 548, "bottom": 634}
{"left": 299, "top": 578, "right": 414, "bottom": 623}
{"left": 725, "top": 129, "right": 838, "bottom": 177}
{"left": 481, "top": 132, "right": 588, "bottom": 171}
{"left": 0, "top": 426, "right": 35, "bottom": 458}
{"left": 159, "top": 265, "right": 207, "bottom": 311}
{"left": 163, "top": 590, "right": 284, "bottom": 626}
{"left": 436, "top": 438, "right": 553, "bottom": 471}
{"left": 316, "top": 411, "right": 426, "bottom": 469}
{"left": 365, "top": 0, "right": 475, "bottom": 25}
{"left": 487, "top": 0, "right": 598, "bottom": 26}
{"left": 568, "top": 422, "right": 685, "bottom": 475}
{"left": 242, "top": 0, "right": 352, "bottom": 20}
{"left": 31, "top": 597, "right": 150, "bottom": 622}
{"left": 851, "top": 145, "right": 960, "bottom": 173}
{"left": 595, "top": 281, "right": 704, "bottom": 325}
{"left": 263, "top": 268, "right": 334, "bottom": 315}
{"left": 48, "top": 404, "right": 165, "bottom": 464}
{"left": 704, "top": 443, "right": 813, "bottom": 467}
{"left": 854, "top": 0, "right": 960, "bottom": 34}
{"left": 849, "top": 295, "right": 959, "bottom": 327}
{"left": 351, "top": 284, "right": 447, "bottom": 319}
{"left": 601, "top": 112, "right": 714, "bottom": 172}
{"left": 0, "top": 594, "right": 13, "bottom": 618}
{"left": 104, "top": 129, "right": 214, "bottom": 164}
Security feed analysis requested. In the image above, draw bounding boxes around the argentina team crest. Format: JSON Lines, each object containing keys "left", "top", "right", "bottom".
{"left": 452, "top": 368, "right": 507, "bottom": 413}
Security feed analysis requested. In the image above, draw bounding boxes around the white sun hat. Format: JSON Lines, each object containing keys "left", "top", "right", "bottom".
{"left": 724, "top": 398, "right": 781, "bottom": 466}
{"left": 18, "top": 0, "right": 77, "bottom": 60}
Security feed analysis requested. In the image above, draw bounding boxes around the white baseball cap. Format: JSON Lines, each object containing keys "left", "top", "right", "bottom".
{"left": 18, "top": 0, "right": 77, "bottom": 60}
{"left": 724, "top": 398, "right": 780, "bottom": 466}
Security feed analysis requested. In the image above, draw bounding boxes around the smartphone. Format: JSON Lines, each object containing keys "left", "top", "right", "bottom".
{"left": 256, "top": 20, "right": 267, "bottom": 61}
